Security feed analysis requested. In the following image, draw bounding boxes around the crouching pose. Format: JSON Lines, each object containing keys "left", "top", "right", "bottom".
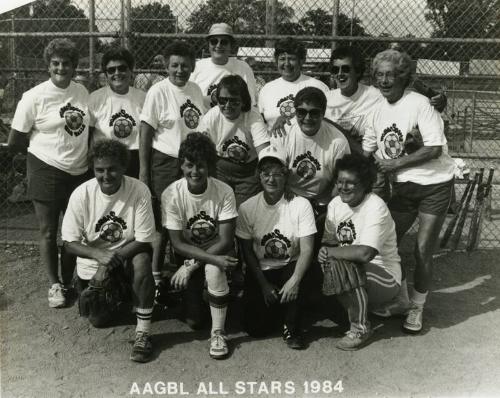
{"left": 61, "top": 139, "right": 156, "bottom": 363}
{"left": 162, "top": 132, "right": 238, "bottom": 360}
{"left": 318, "top": 154, "right": 402, "bottom": 350}
{"left": 236, "top": 146, "right": 316, "bottom": 349}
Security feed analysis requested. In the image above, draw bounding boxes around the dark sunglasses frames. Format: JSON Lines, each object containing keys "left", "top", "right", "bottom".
{"left": 218, "top": 96, "right": 242, "bottom": 106}
{"left": 295, "top": 108, "right": 322, "bottom": 119}
{"left": 332, "top": 65, "right": 352, "bottom": 75}
{"left": 105, "top": 65, "right": 129, "bottom": 74}
{"left": 209, "top": 38, "right": 230, "bottom": 47}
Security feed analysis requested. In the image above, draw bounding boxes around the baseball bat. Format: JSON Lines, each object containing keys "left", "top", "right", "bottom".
{"left": 466, "top": 167, "right": 495, "bottom": 251}
{"left": 450, "top": 172, "right": 479, "bottom": 250}
{"left": 440, "top": 178, "right": 474, "bottom": 248}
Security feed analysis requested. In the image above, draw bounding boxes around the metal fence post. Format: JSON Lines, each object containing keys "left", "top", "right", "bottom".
{"left": 470, "top": 91, "right": 477, "bottom": 153}
{"left": 89, "top": 0, "right": 95, "bottom": 78}
{"left": 331, "top": 0, "right": 340, "bottom": 51}
{"left": 265, "top": 0, "right": 276, "bottom": 49}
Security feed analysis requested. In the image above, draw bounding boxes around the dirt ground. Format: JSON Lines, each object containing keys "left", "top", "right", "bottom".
{"left": 1, "top": 243, "right": 500, "bottom": 398}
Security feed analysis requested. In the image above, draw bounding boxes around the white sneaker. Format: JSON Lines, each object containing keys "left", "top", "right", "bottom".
{"left": 209, "top": 330, "right": 228, "bottom": 359}
{"left": 403, "top": 306, "right": 423, "bottom": 333}
{"left": 48, "top": 283, "right": 66, "bottom": 308}
{"left": 372, "top": 297, "right": 410, "bottom": 318}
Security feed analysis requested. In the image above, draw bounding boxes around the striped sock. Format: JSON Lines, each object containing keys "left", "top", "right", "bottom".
{"left": 152, "top": 271, "right": 162, "bottom": 286}
{"left": 207, "top": 292, "right": 229, "bottom": 334}
{"left": 136, "top": 307, "right": 153, "bottom": 333}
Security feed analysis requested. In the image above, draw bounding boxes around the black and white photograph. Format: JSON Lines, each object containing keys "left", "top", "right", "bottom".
{"left": 0, "top": 0, "right": 499, "bottom": 396}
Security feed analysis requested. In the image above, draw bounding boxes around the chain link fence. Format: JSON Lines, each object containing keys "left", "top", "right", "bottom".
{"left": 0, "top": 0, "right": 498, "bottom": 247}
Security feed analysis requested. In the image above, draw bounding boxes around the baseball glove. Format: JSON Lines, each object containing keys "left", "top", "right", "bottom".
{"left": 79, "top": 262, "right": 131, "bottom": 327}
{"left": 321, "top": 258, "right": 367, "bottom": 296}
{"left": 404, "top": 127, "right": 424, "bottom": 155}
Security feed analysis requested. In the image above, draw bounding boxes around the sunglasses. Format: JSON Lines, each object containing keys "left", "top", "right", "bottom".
{"left": 209, "top": 38, "right": 230, "bottom": 47}
{"left": 295, "top": 108, "right": 323, "bottom": 119}
{"left": 218, "top": 96, "right": 242, "bottom": 106}
{"left": 105, "top": 65, "right": 129, "bottom": 74}
{"left": 332, "top": 65, "right": 352, "bottom": 74}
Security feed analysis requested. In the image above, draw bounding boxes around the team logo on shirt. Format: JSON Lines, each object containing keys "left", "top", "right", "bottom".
{"left": 292, "top": 151, "right": 321, "bottom": 180}
{"left": 95, "top": 211, "right": 127, "bottom": 243}
{"left": 277, "top": 94, "right": 295, "bottom": 119}
{"left": 109, "top": 109, "right": 136, "bottom": 139}
{"left": 381, "top": 123, "right": 404, "bottom": 159}
{"left": 207, "top": 84, "right": 218, "bottom": 107}
{"left": 187, "top": 211, "right": 217, "bottom": 245}
{"left": 60, "top": 102, "right": 86, "bottom": 137}
{"left": 261, "top": 229, "right": 291, "bottom": 260}
{"left": 336, "top": 220, "right": 356, "bottom": 246}
{"left": 180, "top": 100, "right": 202, "bottom": 129}
{"left": 222, "top": 136, "right": 250, "bottom": 163}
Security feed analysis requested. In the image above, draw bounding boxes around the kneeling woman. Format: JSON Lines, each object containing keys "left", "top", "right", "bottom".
{"left": 236, "top": 146, "right": 316, "bottom": 349}
{"left": 162, "top": 132, "right": 238, "bottom": 360}
{"left": 318, "top": 154, "right": 402, "bottom": 350}
{"left": 61, "top": 139, "right": 156, "bottom": 363}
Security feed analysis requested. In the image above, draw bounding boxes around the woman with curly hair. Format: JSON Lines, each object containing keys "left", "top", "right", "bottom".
{"left": 8, "top": 38, "right": 90, "bottom": 308}
{"left": 162, "top": 132, "right": 238, "bottom": 360}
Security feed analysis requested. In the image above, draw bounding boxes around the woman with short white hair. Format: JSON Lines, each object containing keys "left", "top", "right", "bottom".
{"left": 362, "top": 49, "right": 455, "bottom": 333}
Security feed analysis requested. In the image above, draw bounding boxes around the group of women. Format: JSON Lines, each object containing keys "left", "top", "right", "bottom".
{"left": 7, "top": 23, "right": 455, "bottom": 363}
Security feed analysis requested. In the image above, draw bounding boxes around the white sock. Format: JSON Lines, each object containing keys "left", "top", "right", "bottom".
{"left": 210, "top": 305, "right": 227, "bottom": 334}
{"left": 136, "top": 307, "right": 153, "bottom": 333}
{"left": 410, "top": 288, "right": 428, "bottom": 307}
{"left": 152, "top": 271, "right": 162, "bottom": 286}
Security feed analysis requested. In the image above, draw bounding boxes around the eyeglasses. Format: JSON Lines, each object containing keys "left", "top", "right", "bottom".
{"left": 375, "top": 71, "right": 397, "bottom": 81}
{"left": 295, "top": 108, "right": 323, "bottom": 119}
{"left": 332, "top": 65, "right": 352, "bottom": 74}
{"left": 218, "top": 96, "right": 242, "bottom": 106}
{"left": 105, "top": 65, "right": 129, "bottom": 75}
{"left": 260, "top": 171, "right": 286, "bottom": 180}
{"left": 209, "top": 38, "right": 230, "bottom": 47}
{"left": 336, "top": 179, "right": 361, "bottom": 188}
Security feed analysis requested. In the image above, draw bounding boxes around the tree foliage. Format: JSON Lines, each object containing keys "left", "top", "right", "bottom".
{"left": 0, "top": 0, "right": 99, "bottom": 66}
{"left": 424, "top": 0, "right": 499, "bottom": 60}
{"left": 129, "top": 2, "right": 177, "bottom": 68}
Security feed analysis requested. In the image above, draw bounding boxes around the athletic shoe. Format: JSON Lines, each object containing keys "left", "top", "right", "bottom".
{"left": 130, "top": 331, "right": 154, "bottom": 363}
{"left": 48, "top": 283, "right": 66, "bottom": 308}
{"left": 209, "top": 330, "right": 228, "bottom": 359}
{"left": 282, "top": 325, "right": 306, "bottom": 350}
{"left": 403, "top": 306, "right": 423, "bottom": 333}
{"left": 336, "top": 329, "right": 373, "bottom": 351}
{"left": 372, "top": 297, "right": 410, "bottom": 318}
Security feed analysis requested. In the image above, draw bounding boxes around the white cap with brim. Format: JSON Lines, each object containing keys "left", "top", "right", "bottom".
{"left": 207, "top": 23, "right": 234, "bottom": 38}
{"left": 257, "top": 145, "right": 287, "bottom": 168}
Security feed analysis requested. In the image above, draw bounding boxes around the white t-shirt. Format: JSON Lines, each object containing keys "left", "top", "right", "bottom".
{"left": 323, "top": 193, "right": 401, "bottom": 284}
{"left": 362, "top": 90, "right": 455, "bottom": 185}
{"left": 140, "top": 78, "right": 205, "bottom": 157}
{"left": 236, "top": 193, "right": 317, "bottom": 271}
{"left": 325, "top": 83, "right": 381, "bottom": 143}
{"left": 89, "top": 86, "right": 146, "bottom": 150}
{"left": 258, "top": 74, "right": 330, "bottom": 129}
{"left": 278, "top": 119, "right": 350, "bottom": 203}
{"left": 61, "top": 176, "right": 156, "bottom": 280}
{"left": 162, "top": 177, "right": 238, "bottom": 250}
{"left": 190, "top": 57, "right": 257, "bottom": 109}
{"left": 198, "top": 106, "right": 269, "bottom": 163}
{"left": 11, "top": 79, "right": 90, "bottom": 175}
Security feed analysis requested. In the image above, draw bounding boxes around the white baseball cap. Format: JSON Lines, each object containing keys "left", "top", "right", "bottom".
{"left": 257, "top": 145, "right": 287, "bottom": 168}
{"left": 207, "top": 23, "right": 234, "bottom": 38}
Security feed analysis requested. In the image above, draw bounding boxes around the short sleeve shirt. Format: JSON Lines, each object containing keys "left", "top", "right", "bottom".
{"left": 236, "top": 193, "right": 317, "bottom": 271}
{"left": 61, "top": 176, "right": 156, "bottom": 280}
{"left": 12, "top": 79, "right": 90, "bottom": 175}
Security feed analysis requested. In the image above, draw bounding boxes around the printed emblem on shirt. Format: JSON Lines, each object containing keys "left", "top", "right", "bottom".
{"left": 207, "top": 84, "right": 218, "bottom": 107}
{"left": 292, "top": 151, "right": 321, "bottom": 180}
{"left": 60, "top": 102, "right": 86, "bottom": 137}
{"left": 336, "top": 219, "right": 356, "bottom": 246}
{"left": 381, "top": 123, "right": 404, "bottom": 159}
{"left": 222, "top": 136, "right": 250, "bottom": 163}
{"left": 109, "top": 109, "right": 136, "bottom": 139}
{"left": 95, "top": 211, "right": 127, "bottom": 243}
{"left": 180, "top": 99, "right": 202, "bottom": 129}
{"left": 277, "top": 94, "right": 295, "bottom": 119}
{"left": 187, "top": 211, "right": 217, "bottom": 245}
{"left": 261, "top": 229, "right": 291, "bottom": 260}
